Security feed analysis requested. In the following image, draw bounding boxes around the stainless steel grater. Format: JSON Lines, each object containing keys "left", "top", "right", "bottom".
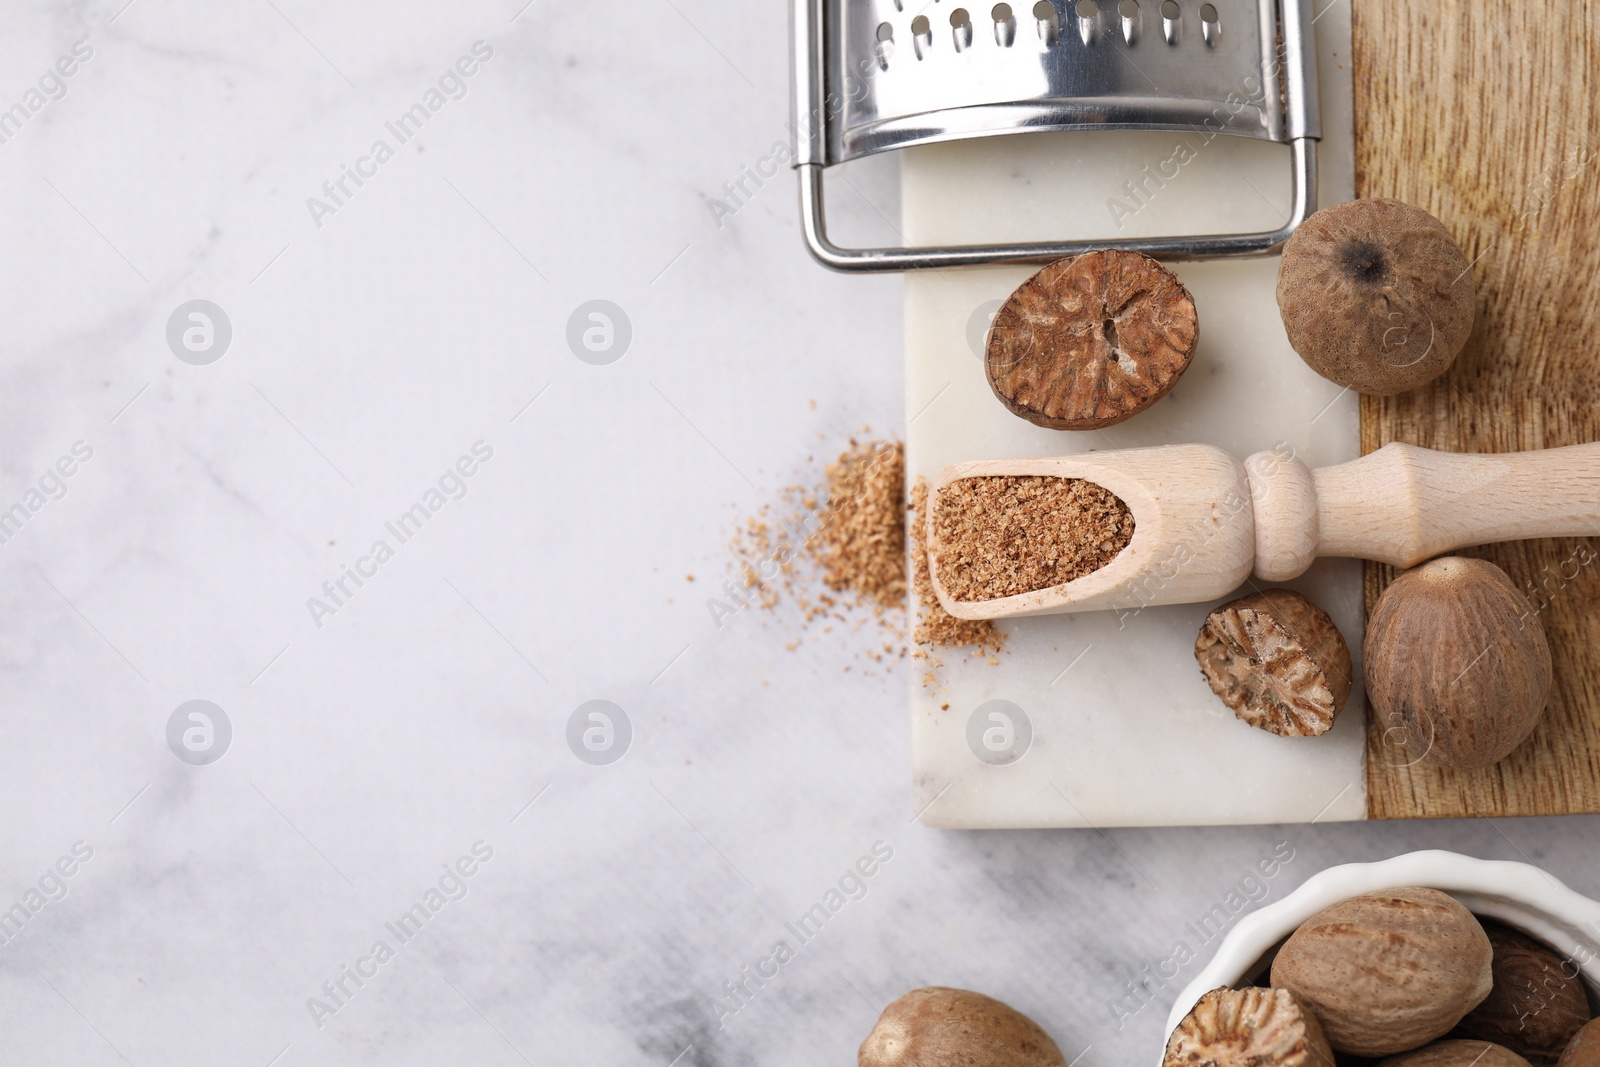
{"left": 790, "top": 0, "right": 1320, "bottom": 270}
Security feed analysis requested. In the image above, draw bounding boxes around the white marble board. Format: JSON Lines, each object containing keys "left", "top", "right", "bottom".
{"left": 903, "top": 4, "right": 1369, "bottom": 828}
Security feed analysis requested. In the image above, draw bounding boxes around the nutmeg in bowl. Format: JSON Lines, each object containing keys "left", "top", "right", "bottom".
{"left": 1160, "top": 852, "right": 1600, "bottom": 1067}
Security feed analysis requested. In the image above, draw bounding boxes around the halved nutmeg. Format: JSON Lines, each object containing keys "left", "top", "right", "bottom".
{"left": 1164, "top": 986, "right": 1334, "bottom": 1067}
{"left": 1193, "top": 589, "right": 1353, "bottom": 737}
{"left": 986, "top": 250, "right": 1197, "bottom": 430}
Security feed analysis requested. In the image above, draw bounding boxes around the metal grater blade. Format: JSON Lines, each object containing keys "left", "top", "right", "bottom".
{"left": 790, "top": 0, "right": 1321, "bottom": 270}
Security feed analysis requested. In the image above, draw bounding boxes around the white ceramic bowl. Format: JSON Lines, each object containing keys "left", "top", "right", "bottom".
{"left": 1160, "top": 850, "right": 1600, "bottom": 1064}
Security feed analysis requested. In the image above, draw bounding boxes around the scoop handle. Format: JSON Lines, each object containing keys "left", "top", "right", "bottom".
{"left": 1248, "top": 442, "right": 1600, "bottom": 580}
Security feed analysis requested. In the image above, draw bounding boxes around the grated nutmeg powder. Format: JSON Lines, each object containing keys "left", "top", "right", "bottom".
{"left": 723, "top": 437, "right": 909, "bottom": 671}
{"left": 931, "top": 476, "right": 1134, "bottom": 602}
{"left": 724, "top": 438, "right": 1005, "bottom": 672}
{"left": 814, "top": 440, "right": 906, "bottom": 611}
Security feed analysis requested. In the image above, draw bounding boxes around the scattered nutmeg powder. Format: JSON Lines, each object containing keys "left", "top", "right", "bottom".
{"left": 814, "top": 440, "right": 906, "bottom": 611}
{"left": 931, "top": 476, "right": 1134, "bottom": 602}
{"left": 722, "top": 437, "right": 910, "bottom": 673}
{"left": 722, "top": 437, "right": 1007, "bottom": 677}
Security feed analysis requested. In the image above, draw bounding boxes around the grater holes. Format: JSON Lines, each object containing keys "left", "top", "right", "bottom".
{"left": 1199, "top": 2, "right": 1219, "bottom": 45}
{"left": 911, "top": 14, "right": 933, "bottom": 58}
{"left": 950, "top": 8, "right": 974, "bottom": 51}
{"left": 1160, "top": 0, "right": 1180, "bottom": 44}
{"left": 1118, "top": 0, "right": 1139, "bottom": 43}
{"left": 992, "top": 3, "right": 1018, "bottom": 46}
{"left": 1032, "top": 0, "right": 1060, "bottom": 45}
{"left": 875, "top": 21, "right": 895, "bottom": 69}
{"left": 1075, "top": 0, "right": 1098, "bottom": 44}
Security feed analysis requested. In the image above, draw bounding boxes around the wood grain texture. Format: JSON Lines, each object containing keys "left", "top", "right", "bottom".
{"left": 1355, "top": 0, "right": 1600, "bottom": 818}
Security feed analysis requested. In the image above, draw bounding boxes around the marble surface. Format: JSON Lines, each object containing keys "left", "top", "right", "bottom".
{"left": 1, "top": 2, "right": 1597, "bottom": 1065}
{"left": 897, "top": 0, "right": 1365, "bottom": 828}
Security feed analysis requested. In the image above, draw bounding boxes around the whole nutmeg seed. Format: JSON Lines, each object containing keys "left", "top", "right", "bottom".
{"left": 859, "top": 987, "right": 1065, "bottom": 1067}
{"left": 1379, "top": 1040, "right": 1534, "bottom": 1067}
{"left": 1559, "top": 1018, "right": 1600, "bottom": 1067}
{"left": 1276, "top": 198, "right": 1475, "bottom": 396}
{"left": 1164, "top": 986, "right": 1335, "bottom": 1067}
{"left": 1458, "top": 921, "right": 1592, "bottom": 1064}
{"left": 986, "top": 250, "right": 1197, "bottom": 430}
{"left": 1194, "top": 589, "right": 1353, "bottom": 737}
{"left": 1270, "top": 887, "right": 1493, "bottom": 1057}
{"left": 1364, "top": 557, "right": 1552, "bottom": 771}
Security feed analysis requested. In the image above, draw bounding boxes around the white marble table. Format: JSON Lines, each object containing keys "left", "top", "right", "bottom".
{"left": 1, "top": 2, "right": 1596, "bottom": 1065}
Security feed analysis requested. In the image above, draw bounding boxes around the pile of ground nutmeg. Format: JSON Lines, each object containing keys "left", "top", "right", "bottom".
{"left": 722, "top": 437, "right": 908, "bottom": 669}
{"left": 721, "top": 436, "right": 1005, "bottom": 672}
{"left": 813, "top": 439, "right": 906, "bottom": 611}
{"left": 931, "top": 475, "right": 1135, "bottom": 602}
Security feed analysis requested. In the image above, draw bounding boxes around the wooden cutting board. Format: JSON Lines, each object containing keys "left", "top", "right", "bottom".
{"left": 1356, "top": 2, "right": 1600, "bottom": 818}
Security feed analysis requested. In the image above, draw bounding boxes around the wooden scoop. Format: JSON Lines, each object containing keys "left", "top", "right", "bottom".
{"left": 927, "top": 441, "right": 1600, "bottom": 619}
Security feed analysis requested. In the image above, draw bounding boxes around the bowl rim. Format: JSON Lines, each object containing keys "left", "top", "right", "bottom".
{"left": 1159, "top": 849, "right": 1600, "bottom": 1063}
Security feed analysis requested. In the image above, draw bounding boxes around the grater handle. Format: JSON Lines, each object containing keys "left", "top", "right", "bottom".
{"left": 797, "top": 138, "right": 1319, "bottom": 272}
